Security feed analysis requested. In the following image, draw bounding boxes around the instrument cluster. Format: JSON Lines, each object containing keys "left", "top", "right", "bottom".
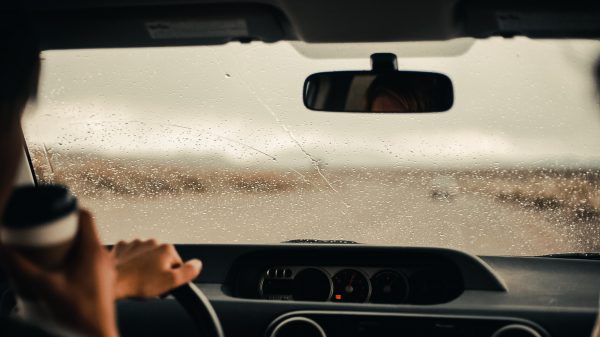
{"left": 259, "top": 265, "right": 461, "bottom": 305}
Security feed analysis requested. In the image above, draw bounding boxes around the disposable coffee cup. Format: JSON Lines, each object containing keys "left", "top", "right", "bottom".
{"left": 1, "top": 185, "right": 78, "bottom": 270}
{"left": 1, "top": 185, "right": 78, "bottom": 332}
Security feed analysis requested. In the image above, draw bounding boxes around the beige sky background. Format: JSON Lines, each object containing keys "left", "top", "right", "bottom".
{"left": 23, "top": 37, "right": 600, "bottom": 170}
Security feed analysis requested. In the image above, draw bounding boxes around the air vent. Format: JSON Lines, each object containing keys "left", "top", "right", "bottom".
{"left": 269, "top": 317, "right": 326, "bottom": 337}
{"left": 492, "top": 324, "right": 543, "bottom": 337}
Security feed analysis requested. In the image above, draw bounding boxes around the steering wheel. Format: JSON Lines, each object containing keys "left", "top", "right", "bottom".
{"left": 170, "top": 283, "right": 225, "bottom": 337}
{"left": 0, "top": 283, "right": 224, "bottom": 337}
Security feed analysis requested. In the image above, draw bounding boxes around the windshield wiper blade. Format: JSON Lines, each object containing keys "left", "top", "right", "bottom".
{"left": 283, "top": 239, "right": 360, "bottom": 244}
{"left": 539, "top": 252, "right": 600, "bottom": 260}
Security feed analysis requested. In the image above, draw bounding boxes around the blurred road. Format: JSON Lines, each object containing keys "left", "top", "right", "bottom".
{"left": 83, "top": 175, "right": 597, "bottom": 256}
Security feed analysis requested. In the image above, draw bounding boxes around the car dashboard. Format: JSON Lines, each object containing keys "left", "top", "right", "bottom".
{"left": 110, "top": 244, "right": 600, "bottom": 337}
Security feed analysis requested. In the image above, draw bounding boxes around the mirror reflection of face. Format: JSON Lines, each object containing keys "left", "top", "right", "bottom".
{"left": 304, "top": 71, "right": 452, "bottom": 112}
{"left": 369, "top": 85, "right": 427, "bottom": 112}
{"left": 370, "top": 92, "right": 411, "bottom": 112}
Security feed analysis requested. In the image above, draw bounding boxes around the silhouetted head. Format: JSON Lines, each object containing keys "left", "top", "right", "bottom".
{"left": 0, "top": 7, "right": 40, "bottom": 214}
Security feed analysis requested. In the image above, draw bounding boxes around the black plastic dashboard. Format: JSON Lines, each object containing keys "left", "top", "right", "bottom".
{"left": 110, "top": 244, "right": 600, "bottom": 337}
{"left": 229, "top": 247, "right": 501, "bottom": 306}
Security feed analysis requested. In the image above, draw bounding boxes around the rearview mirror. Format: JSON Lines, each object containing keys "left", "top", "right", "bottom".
{"left": 303, "top": 53, "right": 453, "bottom": 113}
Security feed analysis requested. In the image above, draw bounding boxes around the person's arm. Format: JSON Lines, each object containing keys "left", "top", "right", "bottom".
{"left": 0, "top": 210, "right": 119, "bottom": 337}
{"left": 111, "top": 240, "right": 202, "bottom": 299}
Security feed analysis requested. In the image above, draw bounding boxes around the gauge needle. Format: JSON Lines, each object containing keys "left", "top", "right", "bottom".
{"left": 346, "top": 272, "right": 356, "bottom": 293}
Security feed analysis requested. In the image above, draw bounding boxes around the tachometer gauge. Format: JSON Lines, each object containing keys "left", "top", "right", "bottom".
{"left": 331, "top": 269, "right": 370, "bottom": 303}
{"left": 370, "top": 270, "right": 409, "bottom": 304}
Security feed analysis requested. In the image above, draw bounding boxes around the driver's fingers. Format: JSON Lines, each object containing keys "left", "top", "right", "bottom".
{"left": 136, "top": 239, "right": 159, "bottom": 252}
{"left": 167, "top": 259, "right": 202, "bottom": 288}
{"left": 117, "top": 239, "right": 144, "bottom": 256}
{"left": 112, "top": 241, "right": 128, "bottom": 257}
{"left": 157, "top": 244, "right": 184, "bottom": 268}
{"left": 113, "top": 239, "right": 158, "bottom": 258}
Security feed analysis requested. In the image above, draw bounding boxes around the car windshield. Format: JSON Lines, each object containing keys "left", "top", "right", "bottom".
{"left": 22, "top": 37, "right": 600, "bottom": 256}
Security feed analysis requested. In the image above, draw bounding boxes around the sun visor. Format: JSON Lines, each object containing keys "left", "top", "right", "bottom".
{"left": 34, "top": 4, "right": 287, "bottom": 50}
{"left": 465, "top": 1, "right": 600, "bottom": 39}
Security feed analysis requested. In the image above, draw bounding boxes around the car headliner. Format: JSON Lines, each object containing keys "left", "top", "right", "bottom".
{"left": 7, "top": 0, "right": 600, "bottom": 50}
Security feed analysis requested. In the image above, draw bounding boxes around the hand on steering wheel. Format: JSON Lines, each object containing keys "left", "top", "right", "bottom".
{"left": 112, "top": 239, "right": 201, "bottom": 299}
{"left": 112, "top": 240, "right": 224, "bottom": 337}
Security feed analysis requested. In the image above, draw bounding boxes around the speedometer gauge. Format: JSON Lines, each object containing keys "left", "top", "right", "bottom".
{"left": 331, "top": 269, "right": 370, "bottom": 303}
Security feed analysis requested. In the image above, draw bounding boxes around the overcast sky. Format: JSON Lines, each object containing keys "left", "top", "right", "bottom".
{"left": 22, "top": 37, "right": 600, "bottom": 169}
